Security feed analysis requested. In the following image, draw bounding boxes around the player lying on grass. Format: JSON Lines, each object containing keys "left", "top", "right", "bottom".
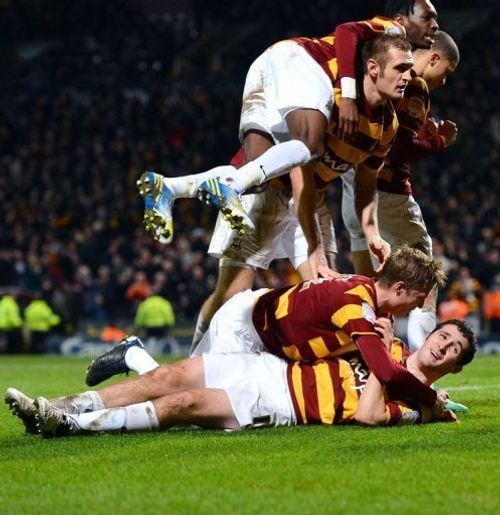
{"left": 89, "top": 245, "right": 448, "bottom": 412}
{"left": 5, "top": 319, "right": 476, "bottom": 436}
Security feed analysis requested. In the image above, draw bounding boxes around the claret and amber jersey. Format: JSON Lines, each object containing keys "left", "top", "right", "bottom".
{"left": 313, "top": 90, "right": 398, "bottom": 190}
{"left": 288, "top": 16, "right": 402, "bottom": 190}
{"left": 292, "top": 16, "right": 405, "bottom": 87}
{"left": 334, "top": 16, "right": 406, "bottom": 81}
{"left": 378, "top": 73, "right": 445, "bottom": 196}
{"left": 252, "top": 275, "right": 379, "bottom": 361}
{"left": 270, "top": 92, "right": 398, "bottom": 193}
{"left": 252, "top": 276, "right": 438, "bottom": 408}
{"left": 287, "top": 338, "right": 421, "bottom": 426}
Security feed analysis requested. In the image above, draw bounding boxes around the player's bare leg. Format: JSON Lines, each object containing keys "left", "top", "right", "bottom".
{"left": 199, "top": 110, "right": 325, "bottom": 232}
{"left": 222, "top": 109, "right": 326, "bottom": 194}
{"left": 243, "top": 130, "right": 274, "bottom": 161}
{"left": 153, "top": 388, "right": 238, "bottom": 430}
{"left": 35, "top": 388, "right": 238, "bottom": 437}
{"left": 97, "top": 358, "right": 206, "bottom": 408}
{"left": 23, "top": 358, "right": 207, "bottom": 429}
{"left": 351, "top": 249, "right": 376, "bottom": 277}
{"left": 286, "top": 109, "right": 327, "bottom": 158}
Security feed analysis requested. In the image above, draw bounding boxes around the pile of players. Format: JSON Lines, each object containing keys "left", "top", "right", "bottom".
{"left": 6, "top": 1, "right": 478, "bottom": 438}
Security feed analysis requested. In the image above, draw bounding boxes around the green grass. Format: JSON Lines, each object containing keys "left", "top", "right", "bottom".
{"left": 1, "top": 355, "right": 499, "bottom": 515}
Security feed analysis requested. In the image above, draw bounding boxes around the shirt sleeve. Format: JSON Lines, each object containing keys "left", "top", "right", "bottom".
{"left": 386, "top": 402, "right": 422, "bottom": 426}
{"left": 334, "top": 18, "right": 405, "bottom": 90}
{"left": 355, "top": 334, "right": 437, "bottom": 407}
{"left": 335, "top": 21, "right": 380, "bottom": 83}
{"left": 389, "top": 79, "right": 446, "bottom": 162}
{"left": 389, "top": 128, "right": 445, "bottom": 162}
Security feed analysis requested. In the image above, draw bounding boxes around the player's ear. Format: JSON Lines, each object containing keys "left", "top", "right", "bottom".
{"left": 429, "top": 52, "right": 440, "bottom": 66}
{"left": 393, "top": 14, "right": 407, "bottom": 26}
{"left": 451, "top": 364, "right": 463, "bottom": 374}
{"left": 395, "top": 281, "right": 405, "bottom": 295}
{"left": 367, "top": 58, "right": 380, "bottom": 78}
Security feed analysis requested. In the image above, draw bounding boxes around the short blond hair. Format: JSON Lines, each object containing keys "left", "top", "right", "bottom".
{"left": 376, "top": 245, "right": 446, "bottom": 292}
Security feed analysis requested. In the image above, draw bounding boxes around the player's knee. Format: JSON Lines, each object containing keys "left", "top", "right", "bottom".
{"left": 308, "top": 139, "right": 325, "bottom": 158}
{"left": 147, "top": 363, "right": 184, "bottom": 387}
{"left": 178, "top": 390, "right": 204, "bottom": 412}
{"left": 287, "top": 111, "right": 327, "bottom": 157}
{"left": 147, "top": 365, "right": 170, "bottom": 384}
{"left": 288, "top": 133, "right": 324, "bottom": 158}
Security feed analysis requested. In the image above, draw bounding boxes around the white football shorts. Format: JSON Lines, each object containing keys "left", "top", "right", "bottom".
{"left": 239, "top": 40, "right": 334, "bottom": 143}
{"left": 190, "top": 288, "right": 267, "bottom": 357}
{"left": 208, "top": 185, "right": 337, "bottom": 270}
{"left": 341, "top": 168, "right": 432, "bottom": 256}
{"left": 203, "top": 351, "right": 296, "bottom": 429}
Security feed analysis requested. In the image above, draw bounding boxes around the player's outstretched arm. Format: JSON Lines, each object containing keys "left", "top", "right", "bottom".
{"left": 334, "top": 18, "right": 404, "bottom": 139}
{"left": 334, "top": 21, "right": 371, "bottom": 140}
{"left": 291, "top": 166, "right": 338, "bottom": 279}
{"left": 354, "top": 164, "right": 391, "bottom": 270}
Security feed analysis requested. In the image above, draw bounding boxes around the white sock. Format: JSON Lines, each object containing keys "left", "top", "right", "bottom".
{"left": 166, "top": 165, "right": 236, "bottom": 198}
{"left": 125, "top": 346, "right": 160, "bottom": 375}
{"left": 74, "top": 401, "right": 160, "bottom": 432}
{"left": 407, "top": 307, "right": 437, "bottom": 352}
{"left": 190, "top": 313, "right": 210, "bottom": 354}
{"left": 51, "top": 391, "right": 105, "bottom": 415}
{"left": 230, "top": 140, "right": 312, "bottom": 193}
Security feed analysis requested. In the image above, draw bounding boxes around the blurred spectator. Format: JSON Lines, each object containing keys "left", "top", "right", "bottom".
{"left": 447, "top": 266, "right": 482, "bottom": 314}
{"left": 100, "top": 325, "right": 128, "bottom": 343}
{"left": 135, "top": 294, "right": 175, "bottom": 338}
{"left": 0, "top": 295, "right": 23, "bottom": 353}
{"left": 438, "top": 295, "right": 470, "bottom": 322}
{"left": 24, "top": 294, "right": 61, "bottom": 353}
{"left": 125, "top": 271, "right": 152, "bottom": 305}
{"left": 483, "top": 274, "right": 500, "bottom": 333}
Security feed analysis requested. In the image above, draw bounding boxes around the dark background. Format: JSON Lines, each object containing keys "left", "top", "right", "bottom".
{"left": 0, "top": 0, "right": 498, "bottom": 337}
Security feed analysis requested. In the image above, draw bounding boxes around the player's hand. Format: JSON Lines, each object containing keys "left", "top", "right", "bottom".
{"left": 437, "top": 410, "right": 458, "bottom": 423}
{"left": 337, "top": 98, "right": 359, "bottom": 141}
{"left": 367, "top": 235, "right": 391, "bottom": 272}
{"left": 438, "top": 120, "right": 458, "bottom": 147}
{"left": 308, "top": 244, "right": 340, "bottom": 279}
{"left": 374, "top": 317, "right": 394, "bottom": 349}
{"left": 419, "top": 117, "right": 439, "bottom": 138}
{"left": 431, "top": 389, "right": 449, "bottom": 418}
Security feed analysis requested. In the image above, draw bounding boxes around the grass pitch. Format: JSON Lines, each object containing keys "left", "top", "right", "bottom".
{"left": 1, "top": 354, "right": 499, "bottom": 515}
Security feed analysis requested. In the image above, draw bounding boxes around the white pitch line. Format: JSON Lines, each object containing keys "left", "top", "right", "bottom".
{"left": 440, "top": 384, "right": 500, "bottom": 392}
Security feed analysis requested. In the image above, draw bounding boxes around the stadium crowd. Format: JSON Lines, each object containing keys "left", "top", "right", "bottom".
{"left": 0, "top": 0, "right": 498, "bottom": 342}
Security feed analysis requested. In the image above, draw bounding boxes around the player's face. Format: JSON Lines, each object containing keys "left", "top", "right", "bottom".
{"left": 404, "top": 0, "right": 439, "bottom": 49}
{"left": 377, "top": 48, "right": 414, "bottom": 100}
{"left": 425, "top": 58, "right": 457, "bottom": 90}
{"left": 387, "top": 284, "right": 429, "bottom": 316}
{"left": 416, "top": 324, "right": 469, "bottom": 374}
